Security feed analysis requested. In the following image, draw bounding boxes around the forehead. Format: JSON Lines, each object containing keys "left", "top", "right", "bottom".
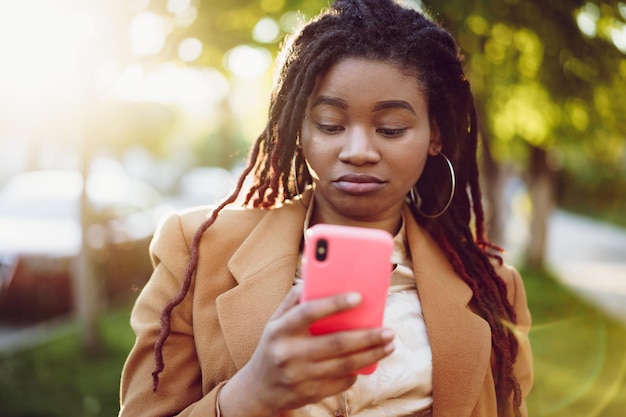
{"left": 310, "top": 57, "right": 425, "bottom": 106}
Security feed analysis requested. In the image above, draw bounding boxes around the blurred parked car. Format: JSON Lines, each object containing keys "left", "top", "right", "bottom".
{"left": 0, "top": 170, "right": 170, "bottom": 323}
{"left": 177, "top": 166, "right": 235, "bottom": 207}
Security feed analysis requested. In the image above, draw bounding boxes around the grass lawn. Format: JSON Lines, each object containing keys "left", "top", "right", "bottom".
{"left": 0, "top": 268, "right": 625, "bottom": 417}
{"left": 0, "top": 308, "right": 135, "bottom": 417}
{"left": 522, "top": 267, "right": 626, "bottom": 417}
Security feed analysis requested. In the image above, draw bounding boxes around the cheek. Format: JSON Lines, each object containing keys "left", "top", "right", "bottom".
{"left": 299, "top": 121, "right": 318, "bottom": 151}
{"left": 301, "top": 148, "right": 328, "bottom": 180}
{"left": 407, "top": 157, "right": 427, "bottom": 187}
{"left": 300, "top": 125, "right": 325, "bottom": 178}
{"left": 397, "top": 143, "right": 430, "bottom": 184}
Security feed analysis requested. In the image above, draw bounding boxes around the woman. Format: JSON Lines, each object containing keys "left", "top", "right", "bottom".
{"left": 118, "top": 1, "right": 533, "bottom": 416}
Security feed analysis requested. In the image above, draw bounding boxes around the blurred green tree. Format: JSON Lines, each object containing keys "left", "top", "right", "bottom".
{"left": 140, "top": 0, "right": 322, "bottom": 66}
{"left": 144, "top": 0, "right": 625, "bottom": 269}
{"left": 424, "top": 0, "right": 626, "bottom": 268}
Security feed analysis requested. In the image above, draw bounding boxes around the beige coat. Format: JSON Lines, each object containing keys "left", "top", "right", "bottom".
{"left": 119, "top": 198, "right": 533, "bottom": 417}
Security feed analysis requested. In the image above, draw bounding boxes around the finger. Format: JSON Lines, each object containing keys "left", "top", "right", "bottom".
{"left": 282, "top": 292, "right": 362, "bottom": 330}
{"left": 270, "top": 285, "right": 303, "bottom": 320}
{"left": 297, "top": 375, "right": 359, "bottom": 404}
{"left": 275, "top": 374, "right": 359, "bottom": 411}
{"left": 307, "top": 339, "right": 395, "bottom": 379}
{"left": 305, "top": 328, "right": 395, "bottom": 361}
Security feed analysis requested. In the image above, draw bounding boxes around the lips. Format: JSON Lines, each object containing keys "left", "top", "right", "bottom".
{"left": 333, "top": 174, "right": 386, "bottom": 194}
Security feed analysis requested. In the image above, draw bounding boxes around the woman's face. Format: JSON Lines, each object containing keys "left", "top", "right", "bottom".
{"left": 300, "top": 57, "right": 440, "bottom": 231}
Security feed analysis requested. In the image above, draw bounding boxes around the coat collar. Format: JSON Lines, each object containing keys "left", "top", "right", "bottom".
{"left": 404, "top": 205, "right": 492, "bottom": 417}
{"left": 216, "top": 197, "right": 491, "bottom": 416}
{"left": 226, "top": 197, "right": 307, "bottom": 285}
{"left": 216, "top": 197, "right": 308, "bottom": 371}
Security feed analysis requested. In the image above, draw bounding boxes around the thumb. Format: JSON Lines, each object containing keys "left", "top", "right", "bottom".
{"left": 270, "top": 285, "right": 302, "bottom": 320}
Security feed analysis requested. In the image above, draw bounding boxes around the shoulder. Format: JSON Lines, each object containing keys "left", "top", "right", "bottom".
{"left": 491, "top": 260, "right": 522, "bottom": 288}
{"left": 491, "top": 259, "right": 531, "bottom": 326}
{"left": 491, "top": 260, "right": 523, "bottom": 300}
{"left": 491, "top": 261, "right": 534, "bottom": 407}
{"left": 148, "top": 205, "right": 268, "bottom": 275}
{"left": 153, "top": 205, "right": 268, "bottom": 247}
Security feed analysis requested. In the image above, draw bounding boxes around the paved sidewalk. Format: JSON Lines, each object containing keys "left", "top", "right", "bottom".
{"left": 545, "top": 211, "right": 626, "bottom": 325}
{"left": 0, "top": 315, "right": 75, "bottom": 354}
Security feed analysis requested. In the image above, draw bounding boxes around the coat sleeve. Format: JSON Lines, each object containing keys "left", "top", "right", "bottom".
{"left": 503, "top": 264, "right": 534, "bottom": 417}
{"left": 118, "top": 212, "right": 225, "bottom": 417}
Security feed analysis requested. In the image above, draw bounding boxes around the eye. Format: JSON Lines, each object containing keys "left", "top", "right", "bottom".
{"left": 377, "top": 127, "right": 407, "bottom": 138}
{"left": 316, "top": 124, "right": 344, "bottom": 134}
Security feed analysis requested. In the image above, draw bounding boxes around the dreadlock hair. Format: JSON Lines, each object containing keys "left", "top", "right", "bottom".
{"left": 152, "top": 1, "right": 522, "bottom": 415}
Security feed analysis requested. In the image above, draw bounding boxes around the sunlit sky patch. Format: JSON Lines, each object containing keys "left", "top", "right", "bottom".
{"left": 253, "top": 17, "right": 281, "bottom": 43}
{"left": 178, "top": 37, "right": 203, "bottom": 62}
{"left": 129, "top": 11, "right": 167, "bottom": 57}
{"left": 611, "top": 25, "right": 626, "bottom": 53}
{"left": 0, "top": 1, "right": 94, "bottom": 97}
{"left": 225, "top": 45, "right": 273, "bottom": 79}
{"left": 577, "top": 10, "right": 598, "bottom": 38}
{"left": 167, "top": 0, "right": 191, "bottom": 14}
{"left": 115, "top": 64, "right": 229, "bottom": 115}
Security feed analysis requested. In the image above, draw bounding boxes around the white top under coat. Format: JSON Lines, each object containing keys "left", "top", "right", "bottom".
{"left": 293, "top": 219, "right": 433, "bottom": 417}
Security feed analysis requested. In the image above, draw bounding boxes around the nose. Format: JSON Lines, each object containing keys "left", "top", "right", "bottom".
{"left": 338, "top": 127, "right": 381, "bottom": 165}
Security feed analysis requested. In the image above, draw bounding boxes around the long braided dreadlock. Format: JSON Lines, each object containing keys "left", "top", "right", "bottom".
{"left": 152, "top": 1, "right": 522, "bottom": 415}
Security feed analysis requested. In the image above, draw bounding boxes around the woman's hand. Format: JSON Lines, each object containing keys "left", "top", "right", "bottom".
{"left": 218, "top": 286, "right": 395, "bottom": 417}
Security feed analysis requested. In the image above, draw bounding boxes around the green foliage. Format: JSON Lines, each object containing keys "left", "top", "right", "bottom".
{"left": 88, "top": 101, "right": 177, "bottom": 157}
{"left": 557, "top": 170, "right": 626, "bottom": 228}
{"left": 520, "top": 266, "right": 626, "bottom": 417}
{"left": 0, "top": 309, "right": 135, "bottom": 417}
{"left": 192, "top": 130, "right": 251, "bottom": 169}
{"left": 425, "top": 0, "right": 626, "bottom": 181}
{"left": 143, "top": 0, "right": 327, "bottom": 70}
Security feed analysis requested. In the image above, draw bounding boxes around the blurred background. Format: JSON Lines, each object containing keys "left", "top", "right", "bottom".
{"left": 0, "top": 0, "right": 624, "bottom": 416}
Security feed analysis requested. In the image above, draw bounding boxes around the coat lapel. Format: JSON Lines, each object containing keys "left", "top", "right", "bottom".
{"left": 216, "top": 197, "right": 308, "bottom": 369}
{"left": 404, "top": 207, "right": 492, "bottom": 417}
{"left": 216, "top": 200, "right": 492, "bottom": 415}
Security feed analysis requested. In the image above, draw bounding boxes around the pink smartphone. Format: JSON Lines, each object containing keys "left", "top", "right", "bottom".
{"left": 299, "top": 224, "right": 394, "bottom": 374}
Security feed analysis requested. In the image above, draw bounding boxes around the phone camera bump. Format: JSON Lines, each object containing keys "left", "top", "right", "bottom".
{"left": 315, "top": 239, "right": 328, "bottom": 261}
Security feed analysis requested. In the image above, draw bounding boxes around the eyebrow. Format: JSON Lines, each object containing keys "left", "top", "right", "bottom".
{"left": 372, "top": 100, "right": 416, "bottom": 114}
{"left": 311, "top": 96, "right": 348, "bottom": 110}
{"left": 311, "top": 96, "right": 415, "bottom": 115}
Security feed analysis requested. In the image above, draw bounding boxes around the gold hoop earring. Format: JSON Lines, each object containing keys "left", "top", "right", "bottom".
{"left": 292, "top": 152, "right": 309, "bottom": 208}
{"left": 408, "top": 152, "right": 455, "bottom": 219}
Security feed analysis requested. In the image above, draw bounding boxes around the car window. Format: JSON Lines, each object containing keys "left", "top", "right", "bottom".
{"left": 0, "top": 195, "right": 78, "bottom": 220}
{"left": 0, "top": 172, "right": 81, "bottom": 220}
{"left": 0, "top": 170, "right": 162, "bottom": 221}
{"left": 87, "top": 174, "right": 162, "bottom": 216}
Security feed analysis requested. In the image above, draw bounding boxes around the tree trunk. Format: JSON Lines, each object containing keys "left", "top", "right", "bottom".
{"left": 479, "top": 130, "right": 509, "bottom": 247}
{"left": 72, "top": 153, "right": 104, "bottom": 355}
{"left": 524, "top": 146, "right": 555, "bottom": 270}
{"left": 475, "top": 99, "right": 510, "bottom": 248}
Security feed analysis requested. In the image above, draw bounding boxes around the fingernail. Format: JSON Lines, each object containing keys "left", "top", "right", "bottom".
{"left": 346, "top": 292, "right": 362, "bottom": 306}
{"left": 381, "top": 329, "right": 395, "bottom": 341}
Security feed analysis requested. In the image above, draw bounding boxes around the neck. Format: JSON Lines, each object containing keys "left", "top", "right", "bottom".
{"left": 308, "top": 201, "right": 404, "bottom": 237}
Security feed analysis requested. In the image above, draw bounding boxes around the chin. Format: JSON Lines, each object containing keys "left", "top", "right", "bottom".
{"left": 336, "top": 203, "right": 389, "bottom": 221}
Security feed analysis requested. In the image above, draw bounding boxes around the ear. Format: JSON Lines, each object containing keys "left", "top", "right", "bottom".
{"left": 428, "top": 120, "right": 442, "bottom": 156}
